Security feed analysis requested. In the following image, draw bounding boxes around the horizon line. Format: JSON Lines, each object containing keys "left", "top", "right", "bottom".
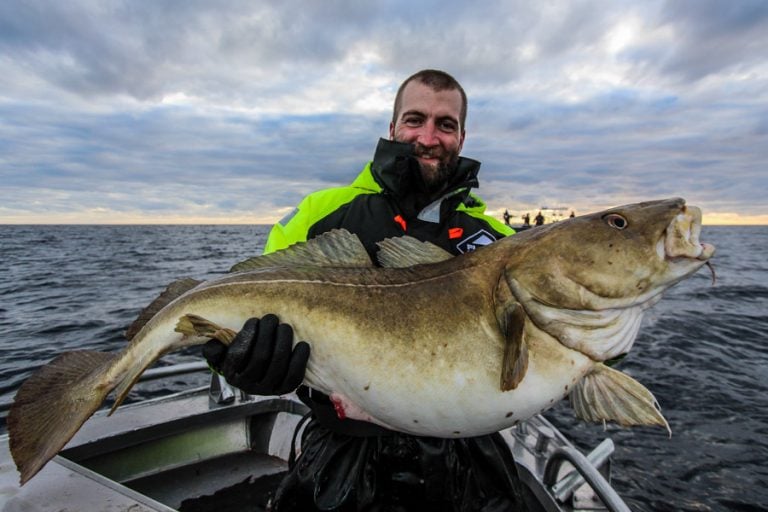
{"left": 1, "top": 221, "right": 765, "bottom": 227}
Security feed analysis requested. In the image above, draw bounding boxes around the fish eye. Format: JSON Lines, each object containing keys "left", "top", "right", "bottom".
{"left": 604, "top": 213, "right": 628, "bottom": 230}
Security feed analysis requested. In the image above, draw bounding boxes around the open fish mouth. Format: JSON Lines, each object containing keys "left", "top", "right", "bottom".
{"left": 662, "top": 205, "right": 716, "bottom": 261}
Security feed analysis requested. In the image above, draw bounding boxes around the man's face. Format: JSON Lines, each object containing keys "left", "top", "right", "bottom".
{"left": 389, "top": 81, "right": 465, "bottom": 191}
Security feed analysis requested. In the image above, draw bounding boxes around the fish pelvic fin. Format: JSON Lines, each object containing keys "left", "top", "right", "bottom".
{"left": 376, "top": 236, "right": 453, "bottom": 267}
{"left": 8, "top": 350, "right": 117, "bottom": 485}
{"left": 125, "top": 277, "right": 202, "bottom": 341}
{"left": 500, "top": 302, "right": 529, "bottom": 391}
{"left": 175, "top": 314, "right": 237, "bottom": 345}
{"left": 230, "top": 229, "right": 373, "bottom": 272}
{"left": 570, "top": 363, "right": 671, "bottom": 436}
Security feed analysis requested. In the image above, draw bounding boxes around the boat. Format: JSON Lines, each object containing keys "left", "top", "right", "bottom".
{"left": 0, "top": 362, "right": 632, "bottom": 512}
{"left": 511, "top": 223, "right": 533, "bottom": 232}
{"left": 503, "top": 206, "right": 576, "bottom": 232}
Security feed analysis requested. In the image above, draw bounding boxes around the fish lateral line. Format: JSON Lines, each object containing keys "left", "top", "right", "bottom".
{"left": 199, "top": 268, "right": 484, "bottom": 291}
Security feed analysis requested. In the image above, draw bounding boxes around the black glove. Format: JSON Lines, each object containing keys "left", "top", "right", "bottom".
{"left": 202, "top": 314, "right": 310, "bottom": 395}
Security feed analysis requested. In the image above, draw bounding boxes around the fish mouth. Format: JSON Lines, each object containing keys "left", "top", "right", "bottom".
{"left": 661, "top": 205, "right": 716, "bottom": 261}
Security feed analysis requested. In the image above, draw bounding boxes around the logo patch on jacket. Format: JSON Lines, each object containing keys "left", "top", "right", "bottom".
{"left": 456, "top": 229, "right": 497, "bottom": 253}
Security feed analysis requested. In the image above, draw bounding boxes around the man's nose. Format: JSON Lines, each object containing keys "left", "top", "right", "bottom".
{"left": 416, "top": 121, "right": 439, "bottom": 146}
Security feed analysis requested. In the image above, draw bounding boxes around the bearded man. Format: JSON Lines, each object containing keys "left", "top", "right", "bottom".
{"left": 204, "top": 70, "right": 531, "bottom": 511}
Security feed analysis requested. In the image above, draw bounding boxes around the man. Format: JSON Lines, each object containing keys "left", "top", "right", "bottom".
{"left": 204, "top": 70, "right": 530, "bottom": 511}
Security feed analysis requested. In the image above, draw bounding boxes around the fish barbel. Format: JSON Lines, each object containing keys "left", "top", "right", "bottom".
{"left": 8, "top": 197, "right": 715, "bottom": 484}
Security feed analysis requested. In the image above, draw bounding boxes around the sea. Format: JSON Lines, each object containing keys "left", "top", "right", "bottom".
{"left": 0, "top": 224, "right": 766, "bottom": 512}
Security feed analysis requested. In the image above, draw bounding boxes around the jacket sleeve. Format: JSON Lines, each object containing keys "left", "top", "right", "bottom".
{"left": 263, "top": 184, "right": 370, "bottom": 255}
{"left": 263, "top": 202, "right": 312, "bottom": 255}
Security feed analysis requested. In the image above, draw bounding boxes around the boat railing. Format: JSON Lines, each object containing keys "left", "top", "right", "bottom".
{"left": 504, "top": 415, "right": 633, "bottom": 512}
{"left": 0, "top": 360, "right": 212, "bottom": 421}
{"left": 544, "top": 440, "right": 631, "bottom": 512}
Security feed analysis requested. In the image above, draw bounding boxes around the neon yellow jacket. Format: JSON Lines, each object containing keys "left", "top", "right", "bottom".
{"left": 264, "top": 139, "right": 513, "bottom": 257}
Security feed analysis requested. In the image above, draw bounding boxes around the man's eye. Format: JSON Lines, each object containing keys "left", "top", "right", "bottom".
{"left": 404, "top": 117, "right": 422, "bottom": 126}
{"left": 440, "top": 121, "right": 457, "bottom": 132}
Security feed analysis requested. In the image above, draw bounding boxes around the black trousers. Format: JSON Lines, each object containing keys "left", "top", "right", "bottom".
{"left": 271, "top": 417, "right": 531, "bottom": 512}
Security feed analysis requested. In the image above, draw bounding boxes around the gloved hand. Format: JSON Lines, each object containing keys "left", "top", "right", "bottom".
{"left": 202, "top": 314, "right": 310, "bottom": 395}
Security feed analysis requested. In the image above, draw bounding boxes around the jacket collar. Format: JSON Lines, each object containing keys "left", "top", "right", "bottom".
{"left": 368, "top": 138, "right": 481, "bottom": 218}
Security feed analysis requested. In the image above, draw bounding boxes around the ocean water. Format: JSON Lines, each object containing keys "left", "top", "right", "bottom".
{"left": 0, "top": 224, "right": 766, "bottom": 511}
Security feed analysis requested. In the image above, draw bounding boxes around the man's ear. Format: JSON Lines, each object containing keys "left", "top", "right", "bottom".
{"left": 388, "top": 121, "right": 395, "bottom": 140}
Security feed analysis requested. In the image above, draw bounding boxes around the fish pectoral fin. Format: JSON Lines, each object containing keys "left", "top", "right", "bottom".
{"left": 570, "top": 363, "right": 671, "bottom": 435}
{"left": 125, "top": 278, "right": 202, "bottom": 340}
{"left": 230, "top": 229, "right": 373, "bottom": 272}
{"left": 500, "top": 302, "right": 529, "bottom": 391}
{"left": 8, "top": 350, "right": 117, "bottom": 485}
{"left": 376, "top": 236, "right": 453, "bottom": 267}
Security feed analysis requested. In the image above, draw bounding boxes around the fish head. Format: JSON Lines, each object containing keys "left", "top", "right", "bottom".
{"left": 503, "top": 197, "right": 715, "bottom": 360}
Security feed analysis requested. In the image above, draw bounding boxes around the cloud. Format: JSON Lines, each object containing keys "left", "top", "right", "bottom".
{"left": 654, "top": 0, "right": 768, "bottom": 81}
{"left": 0, "top": 0, "right": 766, "bottom": 224}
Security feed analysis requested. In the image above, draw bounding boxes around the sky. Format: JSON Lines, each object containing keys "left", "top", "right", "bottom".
{"left": 1, "top": 0, "right": 767, "bottom": 226}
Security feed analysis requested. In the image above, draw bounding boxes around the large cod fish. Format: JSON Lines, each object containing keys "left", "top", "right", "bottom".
{"left": 9, "top": 198, "right": 715, "bottom": 485}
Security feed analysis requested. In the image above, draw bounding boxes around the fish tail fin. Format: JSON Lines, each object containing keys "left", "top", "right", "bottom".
{"left": 8, "top": 350, "right": 117, "bottom": 485}
{"left": 570, "top": 363, "right": 671, "bottom": 436}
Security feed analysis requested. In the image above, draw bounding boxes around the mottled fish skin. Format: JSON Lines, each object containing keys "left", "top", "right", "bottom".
{"left": 8, "top": 198, "right": 715, "bottom": 485}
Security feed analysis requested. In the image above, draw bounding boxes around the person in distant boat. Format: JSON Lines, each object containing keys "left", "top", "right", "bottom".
{"left": 523, "top": 212, "right": 530, "bottom": 226}
{"left": 534, "top": 211, "right": 545, "bottom": 226}
{"left": 503, "top": 209, "right": 511, "bottom": 225}
{"left": 570, "top": 210, "right": 575, "bottom": 218}
{"left": 203, "top": 70, "right": 531, "bottom": 512}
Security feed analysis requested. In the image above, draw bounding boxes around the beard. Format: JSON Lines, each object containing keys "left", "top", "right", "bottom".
{"left": 413, "top": 143, "right": 460, "bottom": 193}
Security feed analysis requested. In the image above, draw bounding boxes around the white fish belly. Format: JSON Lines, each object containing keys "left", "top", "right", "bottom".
{"left": 303, "top": 325, "right": 594, "bottom": 437}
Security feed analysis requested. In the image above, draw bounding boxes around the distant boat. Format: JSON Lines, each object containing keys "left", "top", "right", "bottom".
{"left": 503, "top": 206, "right": 575, "bottom": 231}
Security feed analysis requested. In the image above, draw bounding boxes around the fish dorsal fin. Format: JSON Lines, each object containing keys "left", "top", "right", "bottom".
{"left": 376, "top": 236, "right": 453, "bottom": 268}
{"left": 498, "top": 301, "right": 529, "bottom": 391}
{"left": 230, "top": 229, "right": 373, "bottom": 272}
{"left": 570, "top": 363, "right": 671, "bottom": 435}
{"left": 125, "top": 278, "right": 202, "bottom": 340}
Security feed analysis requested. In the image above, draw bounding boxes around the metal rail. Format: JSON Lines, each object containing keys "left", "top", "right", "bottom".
{"left": 0, "top": 361, "right": 211, "bottom": 419}
{"left": 551, "top": 438, "right": 615, "bottom": 502}
{"left": 544, "top": 443, "right": 631, "bottom": 512}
